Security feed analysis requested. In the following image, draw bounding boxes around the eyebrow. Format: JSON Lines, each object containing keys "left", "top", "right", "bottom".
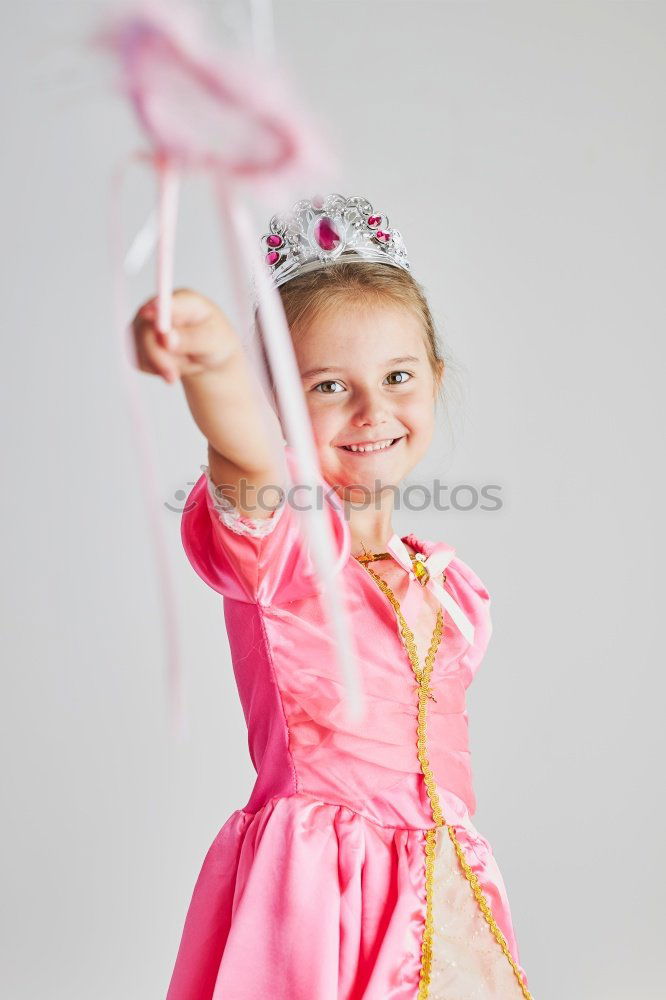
{"left": 301, "top": 355, "right": 422, "bottom": 380}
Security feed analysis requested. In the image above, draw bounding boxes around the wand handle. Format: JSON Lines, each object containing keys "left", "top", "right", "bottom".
{"left": 156, "top": 157, "right": 180, "bottom": 339}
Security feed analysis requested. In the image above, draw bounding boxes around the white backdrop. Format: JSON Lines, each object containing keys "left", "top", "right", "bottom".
{"left": 2, "top": 2, "right": 664, "bottom": 998}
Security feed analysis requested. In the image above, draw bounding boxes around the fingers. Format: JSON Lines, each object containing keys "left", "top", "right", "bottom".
{"left": 133, "top": 316, "right": 179, "bottom": 383}
{"left": 135, "top": 297, "right": 178, "bottom": 350}
{"left": 165, "top": 314, "right": 223, "bottom": 360}
{"left": 154, "top": 288, "right": 217, "bottom": 330}
{"left": 171, "top": 288, "right": 215, "bottom": 323}
{"left": 135, "top": 288, "right": 221, "bottom": 342}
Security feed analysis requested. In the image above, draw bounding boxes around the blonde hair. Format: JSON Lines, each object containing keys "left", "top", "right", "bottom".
{"left": 275, "top": 260, "right": 445, "bottom": 400}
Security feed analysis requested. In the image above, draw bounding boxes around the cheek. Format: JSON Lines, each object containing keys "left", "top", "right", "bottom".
{"left": 304, "top": 399, "right": 337, "bottom": 444}
{"left": 401, "top": 395, "right": 435, "bottom": 433}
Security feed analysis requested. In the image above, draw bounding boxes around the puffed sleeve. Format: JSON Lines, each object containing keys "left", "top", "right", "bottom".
{"left": 444, "top": 554, "right": 493, "bottom": 681}
{"left": 180, "top": 445, "right": 350, "bottom": 606}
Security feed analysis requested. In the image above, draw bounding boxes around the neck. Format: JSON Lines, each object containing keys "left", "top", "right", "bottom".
{"left": 336, "top": 488, "right": 397, "bottom": 557}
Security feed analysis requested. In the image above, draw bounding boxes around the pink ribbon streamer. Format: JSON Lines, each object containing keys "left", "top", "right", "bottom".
{"left": 109, "top": 154, "right": 186, "bottom": 736}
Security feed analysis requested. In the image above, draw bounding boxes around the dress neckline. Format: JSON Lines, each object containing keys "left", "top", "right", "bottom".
{"left": 351, "top": 533, "right": 435, "bottom": 565}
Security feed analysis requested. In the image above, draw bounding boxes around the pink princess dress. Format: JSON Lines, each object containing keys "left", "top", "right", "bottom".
{"left": 166, "top": 447, "right": 533, "bottom": 1000}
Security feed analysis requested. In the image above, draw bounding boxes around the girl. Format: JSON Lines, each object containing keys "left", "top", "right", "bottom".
{"left": 133, "top": 195, "right": 532, "bottom": 1000}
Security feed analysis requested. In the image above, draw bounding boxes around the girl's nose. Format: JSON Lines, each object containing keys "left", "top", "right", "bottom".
{"left": 351, "top": 390, "right": 391, "bottom": 427}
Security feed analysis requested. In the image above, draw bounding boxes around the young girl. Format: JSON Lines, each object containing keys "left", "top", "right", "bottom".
{"left": 133, "top": 195, "right": 532, "bottom": 1000}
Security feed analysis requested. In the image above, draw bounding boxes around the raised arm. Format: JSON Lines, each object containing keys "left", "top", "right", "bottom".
{"left": 132, "top": 287, "right": 285, "bottom": 519}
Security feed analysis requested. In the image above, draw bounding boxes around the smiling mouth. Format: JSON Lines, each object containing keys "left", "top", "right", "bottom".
{"left": 338, "top": 437, "right": 404, "bottom": 454}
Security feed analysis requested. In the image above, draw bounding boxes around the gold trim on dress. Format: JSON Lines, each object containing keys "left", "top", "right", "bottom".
{"left": 356, "top": 559, "right": 533, "bottom": 1000}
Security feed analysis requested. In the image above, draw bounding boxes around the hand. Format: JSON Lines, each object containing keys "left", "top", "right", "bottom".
{"left": 131, "top": 288, "right": 241, "bottom": 384}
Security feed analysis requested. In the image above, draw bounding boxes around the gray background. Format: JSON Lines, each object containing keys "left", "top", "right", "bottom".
{"left": 2, "top": 1, "right": 664, "bottom": 997}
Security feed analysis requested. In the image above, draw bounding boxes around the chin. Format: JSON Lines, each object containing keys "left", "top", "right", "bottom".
{"left": 336, "top": 467, "right": 404, "bottom": 494}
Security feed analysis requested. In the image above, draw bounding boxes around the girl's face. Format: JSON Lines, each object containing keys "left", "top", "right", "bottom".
{"left": 293, "top": 298, "right": 443, "bottom": 497}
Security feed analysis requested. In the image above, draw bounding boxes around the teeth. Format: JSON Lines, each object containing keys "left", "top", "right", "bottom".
{"left": 343, "top": 439, "right": 395, "bottom": 453}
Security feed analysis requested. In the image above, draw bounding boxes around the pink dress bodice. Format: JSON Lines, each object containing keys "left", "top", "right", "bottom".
{"left": 182, "top": 462, "right": 490, "bottom": 831}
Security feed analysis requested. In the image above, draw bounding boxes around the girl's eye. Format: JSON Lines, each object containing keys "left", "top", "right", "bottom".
{"left": 385, "top": 371, "right": 412, "bottom": 385}
{"left": 313, "top": 380, "right": 344, "bottom": 394}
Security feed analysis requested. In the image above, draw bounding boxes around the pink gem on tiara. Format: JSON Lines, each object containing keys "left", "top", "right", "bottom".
{"left": 314, "top": 216, "right": 341, "bottom": 251}
{"left": 367, "top": 215, "right": 382, "bottom": 228}
{"left": 266, "top": 234, "right": 283, "bottom": 248}
{"left": 266, "top": 250, "right": 281, "bottom": 265}
{"left": 374, "top": 230, "right": 391, "bottom": 244}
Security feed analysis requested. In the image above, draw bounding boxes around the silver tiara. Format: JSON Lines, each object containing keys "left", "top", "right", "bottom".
{"left": 260, "top": 194, "right": 411, "bottom": 289}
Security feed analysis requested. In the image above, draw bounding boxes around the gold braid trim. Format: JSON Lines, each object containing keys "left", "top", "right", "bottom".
{"left": 418, "top": 826, "right": 438, "bottom": 999}
{"left": 358, "top": 562, "right": 533, "bottom": 1000}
